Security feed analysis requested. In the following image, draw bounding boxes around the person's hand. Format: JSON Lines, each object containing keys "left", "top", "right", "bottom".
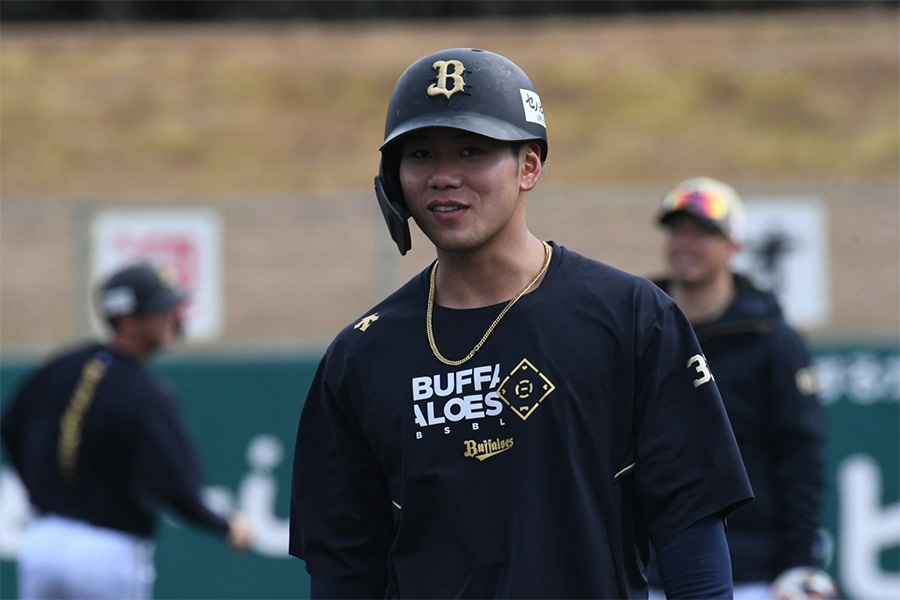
{"left": 226, "top": 513, "right": 255, "bottom": 553}
{"left": 770, "top": 567, "right": 839, "bottom": 600}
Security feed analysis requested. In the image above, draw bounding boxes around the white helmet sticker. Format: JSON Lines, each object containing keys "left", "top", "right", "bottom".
{"left": 103, "top": 286, "right": 136, "bottom": 317}
{"left": 520, "top": 89, "right": 545, "bottom": 128}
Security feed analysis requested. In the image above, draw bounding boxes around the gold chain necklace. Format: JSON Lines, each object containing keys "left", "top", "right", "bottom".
{"left": 427, "top": 241, "right": 552, "bottom": 366}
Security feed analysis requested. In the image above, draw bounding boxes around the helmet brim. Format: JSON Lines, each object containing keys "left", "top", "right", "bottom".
{"left": 380, "top": 112, "right": 547, "bottom": 159}
{"left": 137, "top": 289, "right": 187, "bottom": 314}
{"left": 659, "top": 209, "right": 731, "bottom": 240}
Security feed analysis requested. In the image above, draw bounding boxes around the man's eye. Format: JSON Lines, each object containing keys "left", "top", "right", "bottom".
{"left": 460, "top": 147, "right": 483, "bottom": 157}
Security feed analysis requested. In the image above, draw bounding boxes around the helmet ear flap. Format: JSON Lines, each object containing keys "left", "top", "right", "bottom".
{"left": 375, "top": 157, "right": 412, "bottom": 256}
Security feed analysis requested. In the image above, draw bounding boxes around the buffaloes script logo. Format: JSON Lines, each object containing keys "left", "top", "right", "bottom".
{"left": 427, "top": 59, "right": 467, "bottom": 99}
{"left": 497, "top": 358, "right": 556, "bottom": 420}
{"left": 463, "top": 437, "right": 515, "bottom": 461}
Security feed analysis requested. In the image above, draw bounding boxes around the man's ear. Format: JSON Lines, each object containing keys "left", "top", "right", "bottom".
{"left": 519, "top": 142, "right": 542, "bottom": 192}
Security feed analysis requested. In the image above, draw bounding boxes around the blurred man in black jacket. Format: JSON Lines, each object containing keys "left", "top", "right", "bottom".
{"left": 650, "top": 177, "right": 829, "bottom": 599}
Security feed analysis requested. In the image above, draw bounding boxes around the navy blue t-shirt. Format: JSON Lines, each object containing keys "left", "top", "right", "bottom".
{"left": 290, "top": 243, "right": 752, "bottom": 598}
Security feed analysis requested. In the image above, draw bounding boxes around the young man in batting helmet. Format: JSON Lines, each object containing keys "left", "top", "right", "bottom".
{"left": 290, "top": 49, "right": 753, "bottom": 599}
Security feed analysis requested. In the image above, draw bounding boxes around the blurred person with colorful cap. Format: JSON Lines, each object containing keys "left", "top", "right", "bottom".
{"left": 1, "top": 261, "right": 254, "bottom": 600}
{"left": 648, "top": 177, "right": 831, "bottom": 600}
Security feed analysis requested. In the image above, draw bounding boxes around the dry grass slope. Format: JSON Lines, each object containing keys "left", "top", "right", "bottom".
{"left": 1, "top": 10, "right": 897, "bottom": 200}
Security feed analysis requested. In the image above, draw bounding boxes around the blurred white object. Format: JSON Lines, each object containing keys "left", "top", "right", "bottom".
{"left": 770, "top": 567, "right": 839, "bottom": 600}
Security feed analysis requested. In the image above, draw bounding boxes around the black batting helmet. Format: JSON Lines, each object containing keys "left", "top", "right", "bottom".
{"left": 98, "top": 262, "right": 186, "bottom": 322}
{"left": 375, "top": 48, "right": 548, "bottom": 255}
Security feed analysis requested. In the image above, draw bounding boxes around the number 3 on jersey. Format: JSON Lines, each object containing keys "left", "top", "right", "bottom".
{"left": 687, "top": 354, "right": 714, "bottom": 388}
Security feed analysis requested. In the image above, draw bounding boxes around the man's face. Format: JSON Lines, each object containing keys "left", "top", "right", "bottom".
{"left": 397, "top": 128, "right": 540, "bottom": 254}
{"left": 132, "top": 309, "right": 181, "bottom": 352}
{"left": 664, "top": 213, "right": 738, "bottom": 286}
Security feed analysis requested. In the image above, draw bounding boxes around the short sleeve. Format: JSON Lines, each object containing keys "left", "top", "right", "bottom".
{"left": 633, "top": 302, "right": 753, "bottom": 549}
{"left": 290, "top": 355, "right": 393, "bottom": 598}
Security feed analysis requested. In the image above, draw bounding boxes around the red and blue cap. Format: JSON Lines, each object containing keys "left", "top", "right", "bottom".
{"left": 658, "top": 177, "right": 745, "bottom": 242}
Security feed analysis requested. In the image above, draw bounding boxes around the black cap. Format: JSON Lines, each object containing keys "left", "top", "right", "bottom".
{"left": 99, "top": 262, "right": 186, "bottom": 319}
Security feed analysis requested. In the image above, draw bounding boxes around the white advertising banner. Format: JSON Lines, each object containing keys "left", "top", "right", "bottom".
{"left": 731, "top": 197, "right": 831, "bottom": 329}
{"left": 90, "top": 209, "right": 223, "bottom": 340}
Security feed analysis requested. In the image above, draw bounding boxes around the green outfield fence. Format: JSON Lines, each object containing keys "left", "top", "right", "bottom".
{"left": 1, "top": 343, "right": 897, "bottom": 599}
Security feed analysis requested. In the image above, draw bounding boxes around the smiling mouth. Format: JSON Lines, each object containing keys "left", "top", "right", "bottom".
{"left": 432, "top": 205, "right": 463, "bottom": 213}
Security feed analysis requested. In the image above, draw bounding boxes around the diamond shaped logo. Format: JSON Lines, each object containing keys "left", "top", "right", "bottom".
{"left": 497, "top": 358, "right": 556, "bottom": 420}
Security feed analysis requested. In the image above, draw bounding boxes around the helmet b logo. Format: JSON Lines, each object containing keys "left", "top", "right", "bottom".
{"left": 155, "top": 264, "right": 178, "bottom": 290}
{"left": 427, "top": 60, "right": 466, "bottom": 99}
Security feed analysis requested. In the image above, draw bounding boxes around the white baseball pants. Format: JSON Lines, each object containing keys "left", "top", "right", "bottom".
{"left": 17, "top": 515, "right": 155, "bottom": 600}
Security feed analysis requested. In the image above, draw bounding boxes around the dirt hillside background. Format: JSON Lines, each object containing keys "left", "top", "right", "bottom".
{"left": 1, "top": 9, "right": 898, "bottom": 355}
